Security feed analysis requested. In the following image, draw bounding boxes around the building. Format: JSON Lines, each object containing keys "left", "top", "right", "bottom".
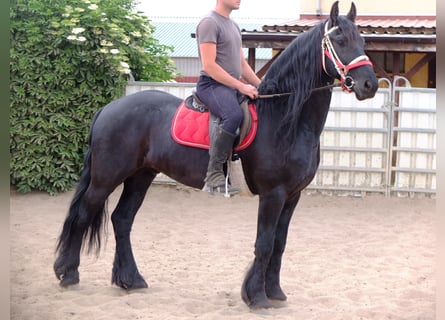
{"left": 153, "top": 20, "right": 273, "bottom": 83}
{"left": 242, "top": 0, "right": 436, "bottom": 88}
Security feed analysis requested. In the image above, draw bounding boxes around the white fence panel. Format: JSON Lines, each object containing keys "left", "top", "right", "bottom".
{"left": 391, "top": 87, "right": 436, "bottom": 195}
{"left": 310, "top": 86, "right": 391, "bottom": 195}
{"left": 125, "top": 81, "right": 195, "bottom": 99}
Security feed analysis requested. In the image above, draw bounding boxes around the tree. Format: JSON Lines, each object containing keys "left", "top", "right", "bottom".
{"left": 10, "top": 0, "right": 177, "bottom": 194}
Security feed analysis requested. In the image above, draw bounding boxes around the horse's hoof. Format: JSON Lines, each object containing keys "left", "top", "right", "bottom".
{"left": 54, "top": 260, "right": 79, "bottom": 287}
{"left": 241, "top": 263, "right": 274, "bottom": 308}
{"left": 127, "top": 277, "right": 148, "bottom": 290}
{"left": 241, "top": 285, "right": 273, "bottom": 309}
{"left": 249, "top": 296, "right": 273, "bottom": 309}
{"left": 266, "top": 286, "right": 287, "bottom": 301}
{"left": 58, "top": 270, "right": 80, "bottom": 287}
{"left": 113, "top": 271, "right": 148, "bottom": 290}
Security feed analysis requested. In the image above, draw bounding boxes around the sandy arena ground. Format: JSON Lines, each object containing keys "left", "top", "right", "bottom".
{"left": 10, "top": 184, "right": 436, "bottom": 319}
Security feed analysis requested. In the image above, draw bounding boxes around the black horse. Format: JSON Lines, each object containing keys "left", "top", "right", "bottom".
{"left": 54, "top": 1, "right": 378, "bottom": 309}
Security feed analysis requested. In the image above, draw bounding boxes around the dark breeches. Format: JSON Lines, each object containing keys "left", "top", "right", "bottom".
{"left": 196, "top": 75, "right": 243, "bottom": 135}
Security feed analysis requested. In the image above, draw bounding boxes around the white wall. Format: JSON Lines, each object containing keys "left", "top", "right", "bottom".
{"left": 137, "top": 0, "right": 300, "bottom": 23}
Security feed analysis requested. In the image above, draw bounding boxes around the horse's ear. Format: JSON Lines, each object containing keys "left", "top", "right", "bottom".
{"left": 330, "top": 1, "right": 340, "bottom": 26}
{"left": 346, "top": 2, "right": 357, "bottom": 22}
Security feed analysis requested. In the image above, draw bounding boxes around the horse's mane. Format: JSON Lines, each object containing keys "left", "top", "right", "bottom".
{"left": 257, "top": 22, "right": 325, "bottom": 154}
{"left": 257, "top": 16, "right": 362, "bottom": 157}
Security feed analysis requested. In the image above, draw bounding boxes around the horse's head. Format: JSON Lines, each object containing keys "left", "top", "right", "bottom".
{"left": 322, "top": 1, "right": 378, "bottom": 100}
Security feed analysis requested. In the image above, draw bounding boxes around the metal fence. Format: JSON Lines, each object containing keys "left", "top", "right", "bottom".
{"left": 311, "top": 79, "right": 392, "bottom": 196}
{"left": 389, "top": 77, "right": 436, "bottom": 196}
{"left": 125, "top": 78, "right": 436, "bottom": 197}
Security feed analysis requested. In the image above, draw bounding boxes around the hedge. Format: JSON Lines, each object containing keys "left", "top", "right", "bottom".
{"left": 10, "top": 0, "right": 176, "bottom": 194}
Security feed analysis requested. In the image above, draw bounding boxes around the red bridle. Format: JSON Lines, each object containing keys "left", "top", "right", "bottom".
{"left": 321, "top": 23, "right": 373, "bottom": 92}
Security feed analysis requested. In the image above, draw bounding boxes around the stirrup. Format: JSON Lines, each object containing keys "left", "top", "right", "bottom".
{"left": 202, "top": 183, "right": 240, "bottom": 197}
{"left": 202, "top": 157, "right": 240, "bottom": 197}
{"left": 202, "top": 172, "right": 240, "bottom": 197}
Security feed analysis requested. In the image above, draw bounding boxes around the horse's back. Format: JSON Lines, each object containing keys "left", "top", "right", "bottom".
{"left": 107, "top": 89, "right": 181, "bottom": 114}
{"left": 93, "top": 90, "right": 181, "bottom": 132}
{"left": 88, "top": 90, "right": 181, "bottom": 170}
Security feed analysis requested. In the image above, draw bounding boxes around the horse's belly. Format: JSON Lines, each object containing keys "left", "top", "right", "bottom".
{"left": 292, "top": 146, "right": 321, "bottom": 190}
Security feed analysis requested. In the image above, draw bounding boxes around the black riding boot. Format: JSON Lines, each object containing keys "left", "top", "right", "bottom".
{"left": 203, "top": 126, "right": 239, "bottom": 196}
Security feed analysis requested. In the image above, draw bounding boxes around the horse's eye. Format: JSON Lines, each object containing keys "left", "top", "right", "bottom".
{"left": 334, "top": 36, "right": 345, "bottom": 46}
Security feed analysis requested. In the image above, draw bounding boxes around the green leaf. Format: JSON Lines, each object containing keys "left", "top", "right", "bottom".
{"left": 11, "top": 0, "right": 176, "bottom": 194}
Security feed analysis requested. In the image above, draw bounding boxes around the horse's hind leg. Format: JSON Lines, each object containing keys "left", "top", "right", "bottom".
{"left": 111, "top": 169, "right": 156, "bottom": 290}
{"left": 54, "top": 184, "right": 111, "bottom": 287}
{"left": 265, "top": 193, "right": 300, "bottom": 301}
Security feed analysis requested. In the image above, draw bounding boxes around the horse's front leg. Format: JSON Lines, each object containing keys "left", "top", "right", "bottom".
{"left": 241, "top": 191, "right": 286, "bottom": 308}
{"left": 111, "top": 170, "right": 155, "bottom": 290}
{"left": 265, "top": 192, "right": 300, "bottom": 301}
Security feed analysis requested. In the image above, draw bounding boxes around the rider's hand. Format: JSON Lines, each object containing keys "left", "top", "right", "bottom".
{"left": 238, "top": 83, "right": 258, "bottom": 100}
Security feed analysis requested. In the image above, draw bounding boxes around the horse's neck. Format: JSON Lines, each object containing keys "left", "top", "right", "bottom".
{"left": 298, "top": 89, "right": 332, "bottom": 137}
{"left": 257, "top": 28, "right": 334, "bottom": 153}
{"left": 288, "top": 72, "right": 334, "bottom": 139}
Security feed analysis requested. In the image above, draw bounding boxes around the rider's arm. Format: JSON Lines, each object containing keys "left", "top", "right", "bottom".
{"left": 199, "top": 42, "right": 258, "bottom": 99}
{"left": 240, "top": 48, "right": 261, "bottom": 88}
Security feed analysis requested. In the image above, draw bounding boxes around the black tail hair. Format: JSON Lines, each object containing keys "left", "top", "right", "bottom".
{"left": 55, "top": 108, "right": 108, "bottom": 256}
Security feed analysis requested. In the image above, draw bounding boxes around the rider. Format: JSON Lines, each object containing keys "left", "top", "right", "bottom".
{"left": 196, "top": 0, "right": 261, "bottom": 195}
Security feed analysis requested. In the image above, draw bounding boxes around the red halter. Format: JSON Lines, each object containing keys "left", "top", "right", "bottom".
{"left": 321, "top": 23, "right": 373, "bottom": 92}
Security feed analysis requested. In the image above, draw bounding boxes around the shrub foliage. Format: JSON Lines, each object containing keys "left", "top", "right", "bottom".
{"left": 10, "top": 0, "right": 176, "bottom": 194}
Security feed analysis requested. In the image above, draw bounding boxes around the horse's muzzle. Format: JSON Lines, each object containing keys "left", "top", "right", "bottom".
{"left": 352, "top": 73, "right": 379, "bottom": 101}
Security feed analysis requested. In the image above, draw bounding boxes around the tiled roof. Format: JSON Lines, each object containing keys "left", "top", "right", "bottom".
{"left": 241, "top": 16, "right": 436, "bottom": 53}
{"left": 153, "top": 22, "right": 272, "bottom": 59}
{"left": 262, "top": 16, "right": 436, "bottom": 35}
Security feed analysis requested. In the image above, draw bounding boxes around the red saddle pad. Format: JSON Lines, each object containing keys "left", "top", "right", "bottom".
{"left": 171, "top": 101, "right": 258, "bottom": 151}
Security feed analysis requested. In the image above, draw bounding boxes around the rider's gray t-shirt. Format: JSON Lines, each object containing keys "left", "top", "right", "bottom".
{"left": 196, "top": 11, "right": 242, "bottom": 79}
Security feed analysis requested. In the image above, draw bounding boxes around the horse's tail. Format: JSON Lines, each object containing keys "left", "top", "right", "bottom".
{"left": 55, "top": 108, "right": 107, "bottom": 256}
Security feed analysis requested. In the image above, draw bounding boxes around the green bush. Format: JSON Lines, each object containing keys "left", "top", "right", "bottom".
{"left": 10, "top": 0, "right": 177, "bottom": 194}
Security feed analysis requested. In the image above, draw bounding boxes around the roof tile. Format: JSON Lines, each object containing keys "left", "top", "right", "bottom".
{"left": 262, "top": 16, "right": 436, "bottom": 35}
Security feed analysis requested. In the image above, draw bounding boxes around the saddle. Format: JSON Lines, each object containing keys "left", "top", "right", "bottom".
{"left": 171, "top": 93, "right": 258, "bottom": 152}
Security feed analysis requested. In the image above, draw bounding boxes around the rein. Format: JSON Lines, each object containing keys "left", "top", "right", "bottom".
{"left": 257, "top": 82, "right": 343, "bottom": 99}
{"left": 258, "top": 21, "right": 372, "bottom": 100}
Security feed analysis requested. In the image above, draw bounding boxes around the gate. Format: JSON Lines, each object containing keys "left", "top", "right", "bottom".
{"left": 311, "top": 77, "right": 436, "bottom": 197}
{"left": 389, "top": 77, "right": 436, "bottom": 196}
